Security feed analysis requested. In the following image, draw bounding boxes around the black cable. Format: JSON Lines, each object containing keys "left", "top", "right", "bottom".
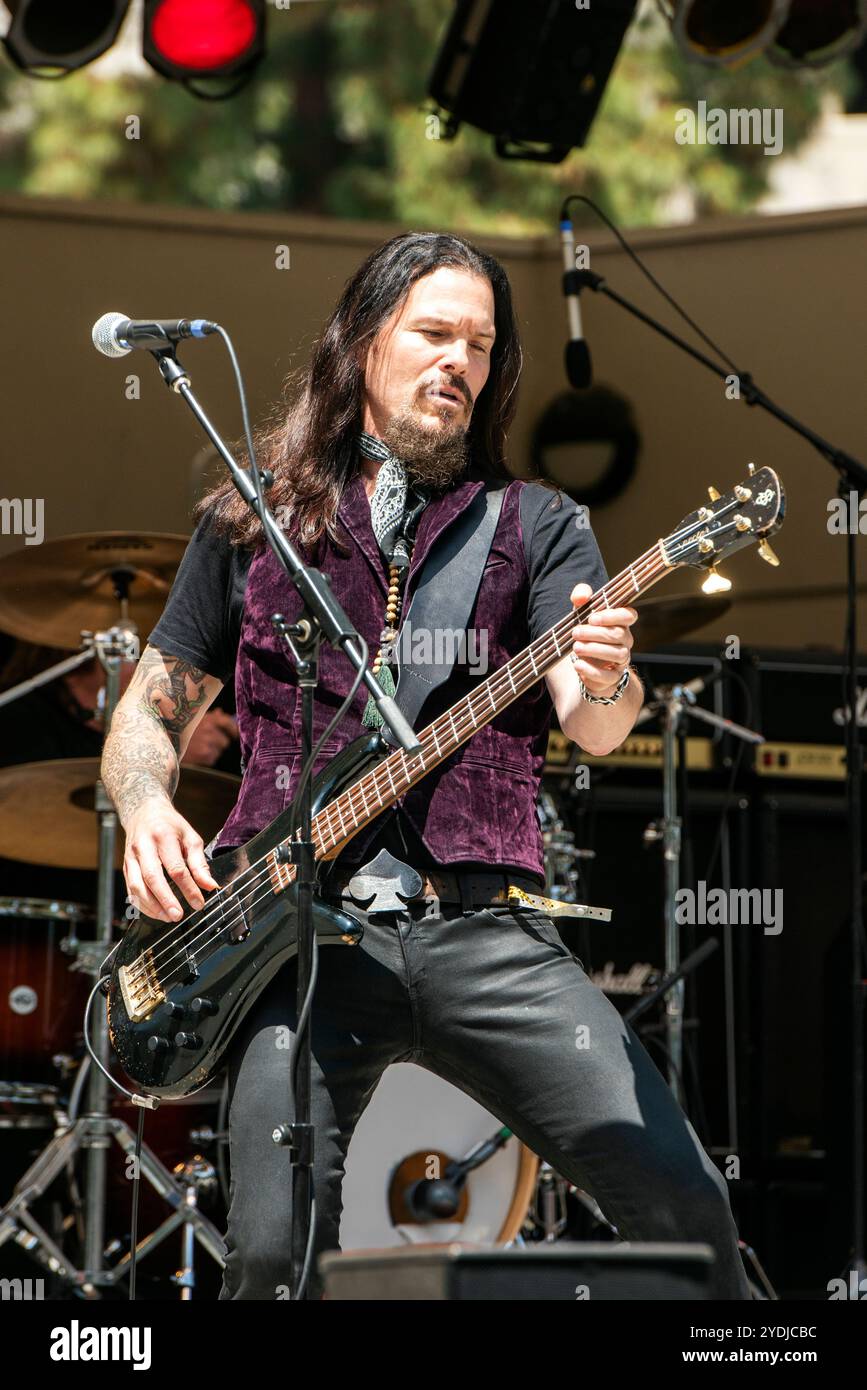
{"left": 82, "top": 976, "right": 148, "bottom": 1105}
{"left": 287, "top": 636, "right": 371, "bottom": 826}
{"left": 214, "top": 325, "right": 266, "bottom": 530}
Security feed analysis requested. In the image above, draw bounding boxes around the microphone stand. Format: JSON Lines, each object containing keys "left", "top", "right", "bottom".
{"left": 575, "top": 265, "right": 867, "bottom": 1281}
{"left": 144, "top": 346, "right": 421, "bottom": 1301}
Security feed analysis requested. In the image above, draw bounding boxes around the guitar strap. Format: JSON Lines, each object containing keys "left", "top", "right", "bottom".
{"left": 379, "top": 479, "right": 508, "bottom": 746}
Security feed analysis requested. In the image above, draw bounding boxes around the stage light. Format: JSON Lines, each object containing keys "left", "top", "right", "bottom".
{"left": 667, "top": 0, "right": 790, "bottom": 68}
{"left": 143, "top": 0, "right": 266, "bottom": 90}
{"left": 767, "top": 0, "right": 867, "bottom": 69}
{"left": 426, "top": 0, "right": 639, "bottom": 163}
{"left": 2, "top": 0, "right": 131, "bottom": 77}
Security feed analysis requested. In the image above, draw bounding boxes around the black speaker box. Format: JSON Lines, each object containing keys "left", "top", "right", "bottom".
{"left": 560, "top": 777, "right": 753, "bottom": 1155}
{"left": 750, "top": 647, "right": 867, "bottom": 746}
{"left": 320, "top": 1241, "right": 715, "bottom": 1300}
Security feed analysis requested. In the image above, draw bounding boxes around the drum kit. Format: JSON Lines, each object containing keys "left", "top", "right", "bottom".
{"left": 0, "top": 532, "right": 756, "bottom": 1298}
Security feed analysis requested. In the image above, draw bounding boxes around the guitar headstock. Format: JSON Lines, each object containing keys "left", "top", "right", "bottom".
{"left": 663, "top": 466, "right": 785, "bottom": 571}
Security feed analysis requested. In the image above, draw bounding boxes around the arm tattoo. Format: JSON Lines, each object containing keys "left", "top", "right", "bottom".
{"left": 100, "top": 651, "right": 211, "bottom": 827}
{"left": 134, "top": 649, "right": 210, "bottom": 753}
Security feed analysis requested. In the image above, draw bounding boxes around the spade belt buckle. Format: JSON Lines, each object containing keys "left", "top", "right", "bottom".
{"left": 346, "top": 848, "right": 424, "bottom": 915}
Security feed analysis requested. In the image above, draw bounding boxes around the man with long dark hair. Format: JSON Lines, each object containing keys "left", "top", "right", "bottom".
{"left": 102, "top": 231, "right": 750, "bottom": 1300}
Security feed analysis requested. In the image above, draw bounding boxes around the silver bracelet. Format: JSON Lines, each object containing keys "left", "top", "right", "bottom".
{"left": 575, "top": 664, "right": 631, "bottom": 706}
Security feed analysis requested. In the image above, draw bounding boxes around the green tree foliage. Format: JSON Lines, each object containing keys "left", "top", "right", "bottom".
{"left": 0, "top": 0, "right": 851, "bottom": 230}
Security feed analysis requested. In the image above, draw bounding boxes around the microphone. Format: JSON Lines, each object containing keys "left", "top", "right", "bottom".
{"left": 560, "top": 217, "right": 592, "bottom": 390}
{"left": 404, "top": 1176, "right": 462, "bottom": 1221}
{"left": 91, "top": 312, "right": 218, "bottom": 359}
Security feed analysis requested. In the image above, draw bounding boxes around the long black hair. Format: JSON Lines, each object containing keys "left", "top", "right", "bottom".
{"left": 196, "top": 230, "right": 523, "bottom": 550}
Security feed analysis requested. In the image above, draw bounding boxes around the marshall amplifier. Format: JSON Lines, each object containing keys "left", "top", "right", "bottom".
{"left": 746, "top": 646, "right": 867, "bottom": 781}
{"left": 545, "top": 644, "right": 867, "bottom": 783}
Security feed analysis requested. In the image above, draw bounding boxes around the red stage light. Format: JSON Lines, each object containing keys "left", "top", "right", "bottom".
{"left": 149, "top": 0, "right": 259, "bottom": 72}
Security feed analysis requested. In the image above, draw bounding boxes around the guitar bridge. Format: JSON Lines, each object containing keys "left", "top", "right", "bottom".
{"left": 119, "top": 948, "right": 166, "bottom": 1023}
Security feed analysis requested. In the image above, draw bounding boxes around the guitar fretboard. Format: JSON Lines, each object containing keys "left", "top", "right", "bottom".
{"left": 268, "top": 539, "right": 673, "bottom": 890}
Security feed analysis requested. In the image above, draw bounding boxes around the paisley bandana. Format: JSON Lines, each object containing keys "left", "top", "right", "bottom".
{"left": 358, "top": 431, "right": 430, "bottom": 570}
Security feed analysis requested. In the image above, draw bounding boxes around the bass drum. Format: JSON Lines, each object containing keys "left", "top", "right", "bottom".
{"left": 0, "top": 897, "right": 92, "bottom": 1090}
{"left": 339, "top": 1063, "right": 538, "bottom": 1251}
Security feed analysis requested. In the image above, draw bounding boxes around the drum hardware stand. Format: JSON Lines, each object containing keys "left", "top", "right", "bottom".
{"left": 623, "top": 937, "right": 719, "bottom": 1090}
{"left": 528, "top": 1163, "right": 570, "bottom": 1242}
{"left": 527, "top": 1163, "right": 620, "bottom": 1244}
{"left": 538, "top": 787, "right": 595, "bottom": 904}
{"left": 102, "top": 1151, "right": 223, "bottom": 1299}
{"left": 636, "top": 678, "right": 763, "bottom": 1106}
{"left": 525, "top": 1160, "right": 619, "bottom": 1245}
{"left": 0, "top": 645, "right": 99, "bottom": 713}
{"left": 0, "top": 620, "right": 225, "bottom": 1296}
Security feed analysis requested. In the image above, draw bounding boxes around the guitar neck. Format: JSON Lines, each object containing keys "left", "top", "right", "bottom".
{"left": 270, "top": 539, "right": 675, "bottom": 886}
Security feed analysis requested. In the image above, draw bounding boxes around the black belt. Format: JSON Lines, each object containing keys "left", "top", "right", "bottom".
{"left": 321, "top": 847, "right": 543, "bottom": 915}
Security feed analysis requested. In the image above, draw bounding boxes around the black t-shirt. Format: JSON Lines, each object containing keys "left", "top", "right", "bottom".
{"left": 148, "top": 482, "right": 609, "bottom": 873}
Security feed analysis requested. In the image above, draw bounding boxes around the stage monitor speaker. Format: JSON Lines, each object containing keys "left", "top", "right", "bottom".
{"left": 320, "top": 1241, "right": 715, "bottom": 1300}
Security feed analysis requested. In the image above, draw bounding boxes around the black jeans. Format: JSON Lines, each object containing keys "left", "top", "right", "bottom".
{"left": 218, "top": 898, "right": 751, "bottom": 1300}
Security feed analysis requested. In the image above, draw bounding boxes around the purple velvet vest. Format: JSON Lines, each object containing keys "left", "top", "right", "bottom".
{"left": 214, "top": 471, "right": 556, "bottom": 877}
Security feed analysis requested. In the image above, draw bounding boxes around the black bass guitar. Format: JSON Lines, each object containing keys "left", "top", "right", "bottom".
{"left": 107, "top": 467, "right": 785, "bottom": 1097}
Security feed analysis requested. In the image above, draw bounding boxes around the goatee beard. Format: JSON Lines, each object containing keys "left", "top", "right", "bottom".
{"left": 380, "top": 408, "right": 471, "bottom": 491}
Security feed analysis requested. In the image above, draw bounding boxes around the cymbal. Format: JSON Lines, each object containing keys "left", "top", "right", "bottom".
{"left": 0, "top": 759, "right": 240, "bottom": 870}
{"left": 0, "top": 532, "right": 190, "bottom": 650}
{"left": 632, "top": 593, "right": 731, "bottom": 652}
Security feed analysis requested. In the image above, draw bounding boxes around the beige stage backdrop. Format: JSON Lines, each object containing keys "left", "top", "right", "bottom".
{"left": 0, "top": 192, "right": 865, "bottom": 651}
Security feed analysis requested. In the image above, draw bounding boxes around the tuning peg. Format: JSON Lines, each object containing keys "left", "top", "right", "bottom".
{"left": 701, "top": 566, "right": 732, "bottom": 595}
{"left": 747, "top": 462, "right": 756, "bottom": 476}
{"left": 708, "top": 486, "right": 721, "bottom": 501}
{"left": 757, "top": 540, "right": 780, "bottom": 567}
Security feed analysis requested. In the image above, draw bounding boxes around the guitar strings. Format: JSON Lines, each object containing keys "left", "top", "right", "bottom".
{"left": 128, "top": 510, "right": 748, "bottom": 991}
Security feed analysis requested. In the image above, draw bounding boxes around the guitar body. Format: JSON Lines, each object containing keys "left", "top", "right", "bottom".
{"left": 106, "top": 732, "right": 386, "bottom": 1098}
